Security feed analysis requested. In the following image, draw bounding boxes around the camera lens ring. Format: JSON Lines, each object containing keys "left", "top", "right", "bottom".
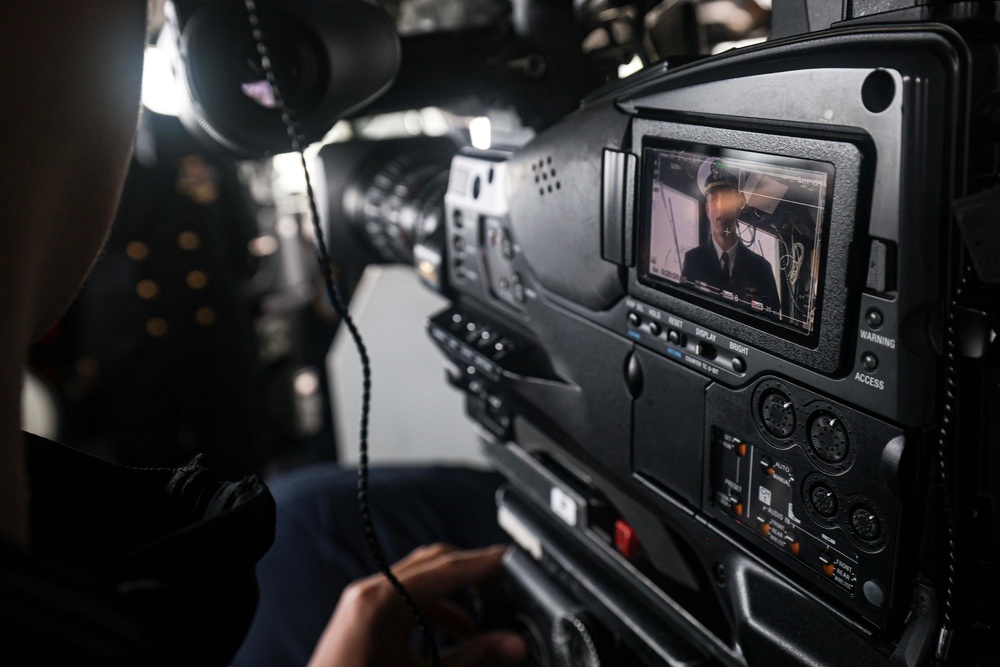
{"left": 551, "top": 612, "right": 600, "bottom": 667}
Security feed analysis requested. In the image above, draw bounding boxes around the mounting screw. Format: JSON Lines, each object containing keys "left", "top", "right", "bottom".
{"left": 713, "top": 562, "right": 727, "bottom": 586}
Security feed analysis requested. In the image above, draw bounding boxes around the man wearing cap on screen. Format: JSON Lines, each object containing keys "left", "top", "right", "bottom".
{"left": 681, "top": 158, "right": 780, "bottom": 314}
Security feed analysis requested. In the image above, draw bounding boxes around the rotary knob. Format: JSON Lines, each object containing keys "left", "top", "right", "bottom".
{"left": 851, "top": 506, "right": 882, "bottom": 541}
{"left": 808, "top": 412, "right": 849, "bottom": 464}
{"left": 760, "top": 390, "right": 796, "bottom": 438}
{"left": 809, "top": 483, "right": 838, "bottom": 518}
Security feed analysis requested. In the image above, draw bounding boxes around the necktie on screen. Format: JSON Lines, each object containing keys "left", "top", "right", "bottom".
{"left": 721, "top": 251, "right": 730, "bottom": 278}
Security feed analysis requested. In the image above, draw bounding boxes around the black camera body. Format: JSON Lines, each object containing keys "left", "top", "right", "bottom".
{"left": 154, "top": 1, "right": 997, "bottom": 664}
{"left": 419, "top": 18, "right": 999, "bottom": 667}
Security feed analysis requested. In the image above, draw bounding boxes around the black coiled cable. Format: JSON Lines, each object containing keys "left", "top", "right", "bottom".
{"left": 933, "top": 259, "right": 970, "bottom": 662}
{"left": 243, "top": 3, "right": 442, "bottom": 665}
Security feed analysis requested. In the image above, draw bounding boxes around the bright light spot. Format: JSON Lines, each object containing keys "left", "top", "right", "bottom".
{"left": 357, "top": 111, "right": 412, "bottom": 139}
{"left": 418, "top": 259, "right": 438, "bottom": 282}
{"left": 469, "top": 116, "right": 491, "bottom": 150}
{"left": 272, "top": 152, "right": 304, "bottom": 175}
{"left": 320, "top": 120, "right": 353, "bottom": 145}
{"left": 403, "top": 109, "right": 424, "bottom": 135}
{"left": 272, "top": 152, "right": 308, "bottom": 195}
{"left": 248, "top": 235, "right": 279, "bottom": 257}
{"left": 294, "top": 369, "right": 320, "bottom": 396}
{"left": 618, "top": 55, "right": 644, "bottom": 79}
{"left": 141, "top": 46, "right": 179, "bottom": 116}
{"left": 420, "top": 107, "right": 451, "bottom": 136}
{"left": 276, "top": 216, "right": 299, "bottom": 240}
{"left": 241, "top": 80, "right": 277, "bottom": 109}
{"left": 710, "top": 36, "right": 767, "bottom": 55}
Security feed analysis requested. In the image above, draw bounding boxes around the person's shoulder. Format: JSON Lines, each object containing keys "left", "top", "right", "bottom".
{"left": 738, "top": 244, "right": 770, "bottom": 269}
{"left": 682, "top": 243, "right": 711, "bottom": 275}
{"left": 685, "top": 242, "right": 713, "bottom": 260}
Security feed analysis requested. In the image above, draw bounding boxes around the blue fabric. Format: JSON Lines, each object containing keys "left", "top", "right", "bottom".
{"left": 232, "top": 464, "right": 505, "bottom": 667}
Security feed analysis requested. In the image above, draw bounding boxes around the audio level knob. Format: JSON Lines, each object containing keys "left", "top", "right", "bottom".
{"left": 808, "top": 412, "right": 849, "bottom": 464}
{"left": 760, "top": 390, "right": 796, "bottom": 438}
{"left": 851, "top": 506, "right": 882, "bottom": 541}
{"left": 809, "top": 483, "right": 838, "bottom": 518}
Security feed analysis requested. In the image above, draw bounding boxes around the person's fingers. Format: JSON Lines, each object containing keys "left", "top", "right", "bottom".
{"left": 346, "top": 544, "right": 502, "bottom": 629}
{"left": 401, "top": 545, "right": 508, "bottom": 600}
{"left": 438, "top": 631, "right": 528, "bottom": 667}
{"left": 392, "top": 543, "right": 459, "bottom": 575}
{"left": 421, "top": 599, "right": 478, "bottom": 639}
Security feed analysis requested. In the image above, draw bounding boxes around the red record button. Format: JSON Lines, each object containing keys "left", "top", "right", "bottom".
{"left": 614, "top": 519, "right": 641, "bottom": 560}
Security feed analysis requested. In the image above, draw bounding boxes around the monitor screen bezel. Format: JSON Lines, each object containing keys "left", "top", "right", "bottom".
{"left": 629, "top": 119, "right": 867, "bottom": 375}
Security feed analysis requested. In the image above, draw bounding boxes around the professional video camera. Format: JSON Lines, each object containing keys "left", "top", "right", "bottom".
{"left": 312, "top": 1, "right": 1000, "bottom": 666}
{"left": 167, "top": 0, "right": 999, "bottom": 664}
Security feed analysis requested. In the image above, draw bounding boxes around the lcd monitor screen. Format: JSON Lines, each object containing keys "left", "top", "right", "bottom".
{"left": 640, "top": 144, "right": 834, "bottom": 336}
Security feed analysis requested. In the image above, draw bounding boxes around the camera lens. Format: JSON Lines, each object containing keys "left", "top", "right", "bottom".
{"left": 353, "top": 155, "right": 450, "bottom": 265}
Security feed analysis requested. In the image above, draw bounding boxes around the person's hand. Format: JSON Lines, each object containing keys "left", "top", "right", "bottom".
{"left": 308, "top": 543, "right": 527, "bottom": 667}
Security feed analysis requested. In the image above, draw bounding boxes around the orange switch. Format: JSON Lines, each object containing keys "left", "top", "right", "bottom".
{"left": 761, "top": 523, "right": 772, "bottom": 536}
{"left": 733, "top": 502, "right": 744, "bottom": 516}
{"left": 789, "top": 542, "right": 801, "bottom": 556}
{"left": 759, "top": 457, "right": 775, "bottom": 476}
{"left": 736, "top": 443, "right": 747, "bottom": 457}
{"left": 822, "top": 562, "right": 835, "bottom": 577}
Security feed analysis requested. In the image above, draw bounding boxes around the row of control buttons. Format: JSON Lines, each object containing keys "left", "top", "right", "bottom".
{"left": 445, "top": 311, "right": 517, "bottom": 363}
{"left": 861, "top": 307, "right": 884, "bottom": 371}
{"left": 628, "top": 311, "right": 746, "bottom": 374}
{"left": 497, "top": 272, "right": 526, "bottom": 303}
{"left": 451, "top": 209, "right": 473, "bottom": 282}
{"left": 429, "top": 308, "right": 519, "bottom": 440}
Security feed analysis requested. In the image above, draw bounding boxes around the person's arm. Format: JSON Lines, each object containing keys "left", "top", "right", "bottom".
{"left": 309, "top": 544, "right": 527, "bottom": 667}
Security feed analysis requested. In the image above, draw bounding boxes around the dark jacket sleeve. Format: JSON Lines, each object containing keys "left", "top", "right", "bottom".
{"left": 21, "top": 434, "right": 276, "bottom": 666}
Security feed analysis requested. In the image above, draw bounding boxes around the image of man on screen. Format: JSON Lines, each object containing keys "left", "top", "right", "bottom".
{"left": 681, "top": 159, "right": 781, "bottom": 314}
